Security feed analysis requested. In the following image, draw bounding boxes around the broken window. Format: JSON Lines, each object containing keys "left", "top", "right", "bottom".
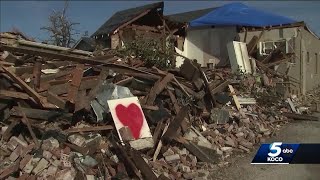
{"left": 259, "top": 39, "right": 288, "bottom": 56}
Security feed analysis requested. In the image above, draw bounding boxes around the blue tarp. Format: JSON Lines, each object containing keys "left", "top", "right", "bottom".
{"left": 190, "top": 3, "right": 297, "bottom": 27}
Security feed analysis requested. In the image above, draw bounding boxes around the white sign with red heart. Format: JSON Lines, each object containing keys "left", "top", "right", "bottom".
{"left": 107, "top": 97, "right": 152, "bottom": 142}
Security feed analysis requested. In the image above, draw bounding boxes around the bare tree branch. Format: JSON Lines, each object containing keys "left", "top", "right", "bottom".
{"left": 40, "top": 0, "right": 79, "bottom": 47}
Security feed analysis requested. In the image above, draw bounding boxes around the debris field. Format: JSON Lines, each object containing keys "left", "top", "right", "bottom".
{"left": 0, "top": 31, "right": 318, "bottom": 180}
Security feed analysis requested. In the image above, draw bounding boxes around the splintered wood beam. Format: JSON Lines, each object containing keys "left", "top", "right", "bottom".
{"left": 1, "top": 66, "right": 48, "bottom": 108}
{"left": 67, "top": 64, "right": 85, "bottom": 104}
{"left": 64, "top": 125, "right": 114, "bottom": 133}
{"left": 0, "top": 44, "right": 113, "bottom": 65}
{"left": 267, "top": 57, "right": 290, "bottom": 67}
{"left": 162, "top": 106, "right": 188, "bottom": 142}
{"left": 247, "top": 30, "right": 265, "bottom": 55}
{"left": 145, "top": 73, "right": 174, "bottom": 105}
{"left": 17, "top": 103, "right": 40, "bottom": 148}
{"left": 210, "top": 80, "right": 230, "bottom": 95}
{"left": 47, "top": 91, "right": 66, "bottom": 109}
{"left": 153, "top": 122, "right": 169, "bottom": 162}
{"left": 32, "top": 62, "right": 41, "bottom": 90}
{"left": 2, "top": 119, "right": 20, "bottom": 141}
{"left": 198, "top": 66, "right": 215, "bottom": 106}
{"left": 228, "top": 85, "right": 241, "bottom": 110}
{"left": 0, "top": 90, "right": 31, "bottom": 100}
{"left": 131, "top": 149, "right": 157, "bottom": 180}
{"left": 112, "top": 141, "right": 142, "bottom": 179}
{"left": 282, "top": 112, "right": 318, "bottom": 121}
{"left": 167, "top": 88, "right": 180, "bottom": 114}
{"left": 113, "top": 9, "right": 152, "bottom": 34}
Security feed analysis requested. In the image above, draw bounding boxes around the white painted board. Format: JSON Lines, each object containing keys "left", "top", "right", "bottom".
{"left": 227, "top": 41, "right": 252, "bottom": 74}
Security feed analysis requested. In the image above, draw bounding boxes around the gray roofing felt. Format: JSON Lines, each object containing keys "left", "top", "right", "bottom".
{"left": 165, "top": 7, "right": 217, "bottom": 23}
{"left": 91, "top": 2, "right": 164, "bottom": 37}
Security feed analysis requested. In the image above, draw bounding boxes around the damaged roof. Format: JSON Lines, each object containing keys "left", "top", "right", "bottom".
{"left": 75, "top": 37, "right": 95, "bottom": 46}
{"left": 91, "top": 2, "right": 164, "bottom": 37}
{"left": 73, "top": 37, "right": 96, "bottom": 51}
{"left": 166, "top": 7, "right": 217, "bottom": 24}
{"left": 190, "top": 3, "right": 297, "bottom": 28}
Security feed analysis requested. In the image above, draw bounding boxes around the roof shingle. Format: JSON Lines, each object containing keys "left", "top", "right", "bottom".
{"left": 91, "top": 2, "right": 164, "bottom": 37}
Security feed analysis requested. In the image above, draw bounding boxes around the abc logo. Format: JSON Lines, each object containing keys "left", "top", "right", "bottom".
{"left": 282, "top": 148, "right": 293, "bottom": 154}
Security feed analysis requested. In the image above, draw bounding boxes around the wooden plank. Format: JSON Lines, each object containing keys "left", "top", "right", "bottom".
{"left": 17, "top": 103, "right": 39, "bottom": 148}
{"left": 113, "top": 9, "right": 152, "bottom": 34}
{"left": 247, "top": 30, "right": 265, "bottom": 55}
{"left": 175, "top": 136, "right": 216, "bottom": 163}
{"left": 167, "top": 88, "right": 180, "bottom": 114}
{"left": 11, "top": 106, "right": 71, "bottom": 121}
{"left": 131, "top": 149, "right": 157, "bottom": 180}
{"left": 47, "top": 91, "right": 66, "bottom": 109}
{"left": 67, "top": 64, "right": 84, "bottom": 104}
{"left": 64, "top": 142, "right": 89, "bottom": 155}
{"left": 146, "top": 73, "right": 174, "bottom": 105}
{"left": 237, "top": 97, "right": 257, "bottom": 105}
{"left": 282, "top": 112, "right": 318, "bottom": 121}
{"left": 64, "top": 125, "right": 114, "bottom": 133}
{"left": 40, "top": 69, "right": 72, "bottom": 84}
{"left": 0, "top": 44, "right": 112, "bottom": 65}
{"left": 2, "top": 119, "right": 20, "bottom": 141}
{"left": 287, "top": 98, "right": 297, "bottom": 113}
{"left": 157, "top": 174, "right": 171, "bottom": 180}
{"left": 0, "top": 90, "right": 30, "bottom": 100}
{"left": 267, "top": 57, "right": 290, "bottom": 67}
{"left": 228, "top": 85, "right": 241, "bottom": 110}
{"left": 85, "top": 70, "right": 109, "bottom": 110}
{"left": 112, "top": 141, "right": 143, "bottom": 179}
{"left": 198, "top": 66, "right": 215, "bottom": 105}
{"left": 1, "top": 66, "right": 48, "bottom": 108}
{"left": 210, "top": 80, "right": 230, "bottom": 95}
{"left": 18, "top": 39, "right": 92, "bottom": 56}
{"left": 162, "top": 106, "right": 188, "bottom": 142}
{"left": 141, "top": 104, "right": 159, "bottom": 111}
{"left": 32, "top": 62, "right": 41, "bottom": 90}
{"left": 153, "top": 122, "right": 169, "bottom": 161}
{"left": 115, "top": 77, "right": 134, "bottom": 86}
{"left": 172, "top": 77, "right": 191, "bottom": 98}
{"left": 48, "top": 78, "right": 98, "bottom": 95}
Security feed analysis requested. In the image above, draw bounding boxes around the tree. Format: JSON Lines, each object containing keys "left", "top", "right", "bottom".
{"left": 41, "top": 1, "right": 79, "bottom": 47}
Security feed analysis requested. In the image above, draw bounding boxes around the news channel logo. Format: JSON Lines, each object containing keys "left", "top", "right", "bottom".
{"left": 267, "top": 142, "right": 294, "bottom": 162}
{"left": 251, "top": 142, "right": 298, "bottom": 164}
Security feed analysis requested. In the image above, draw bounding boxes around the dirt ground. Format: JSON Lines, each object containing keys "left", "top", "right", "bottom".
{"left": 211, "top": 113, "right": 320, "bottom": 180}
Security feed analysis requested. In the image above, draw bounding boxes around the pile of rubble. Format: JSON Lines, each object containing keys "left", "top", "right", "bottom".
{"left": 0, "top": 32, "right": 318, "bottom": 180}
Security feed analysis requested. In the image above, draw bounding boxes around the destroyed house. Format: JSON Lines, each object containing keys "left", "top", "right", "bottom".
{"left": 91, "top": 2, "right": 171, "bottom": 49}
{"left": 167, "top": 2, "right": 320, "bottom": 95}
{"left": 73, "top": 37, "right": 96, "bottom": 52}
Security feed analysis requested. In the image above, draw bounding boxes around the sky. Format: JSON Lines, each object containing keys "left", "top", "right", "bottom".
{"left": 1, "top": 1, "right": 319, "bottom": 42}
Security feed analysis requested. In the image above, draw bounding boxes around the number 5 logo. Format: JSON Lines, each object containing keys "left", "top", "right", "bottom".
{"left": 268, "top": 142, "right": 282, "bottom": 157}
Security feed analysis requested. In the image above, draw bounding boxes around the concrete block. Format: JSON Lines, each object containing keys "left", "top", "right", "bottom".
{"left": 9, "top": 145, "right": 22, "bottom": 162}
{"left": 183, "top": 172, "right": 199, "bottom": 179}
{"left": 163, "top": 148, "right": 175, "bottom": 157}
{"left": 32, "top": 158, "right": 49, "bottom": 175}
{"left": 20, "top": 154, "right": 32, "bottom": 169}
{"left": 47, "top": 165, "right": 58, "bottom": 176}
{"left": 164, "top": 154, "right": 180, "bottom": 163}
{"left": 43, "top": 150, "right": 53, "bottom": 160}
{"left": 23, "top": 157, "right": 41, "bottom": 174}
{"left": 179, "top": 164, "right": 191, "bottom": 173}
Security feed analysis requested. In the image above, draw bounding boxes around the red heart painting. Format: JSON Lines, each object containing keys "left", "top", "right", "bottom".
{"left": 115, "top": 103, "right": 144, "bottom": 139}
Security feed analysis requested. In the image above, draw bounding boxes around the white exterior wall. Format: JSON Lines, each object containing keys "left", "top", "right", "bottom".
{"left": 176, "top": 26, "right": 238, "bottom": 67}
